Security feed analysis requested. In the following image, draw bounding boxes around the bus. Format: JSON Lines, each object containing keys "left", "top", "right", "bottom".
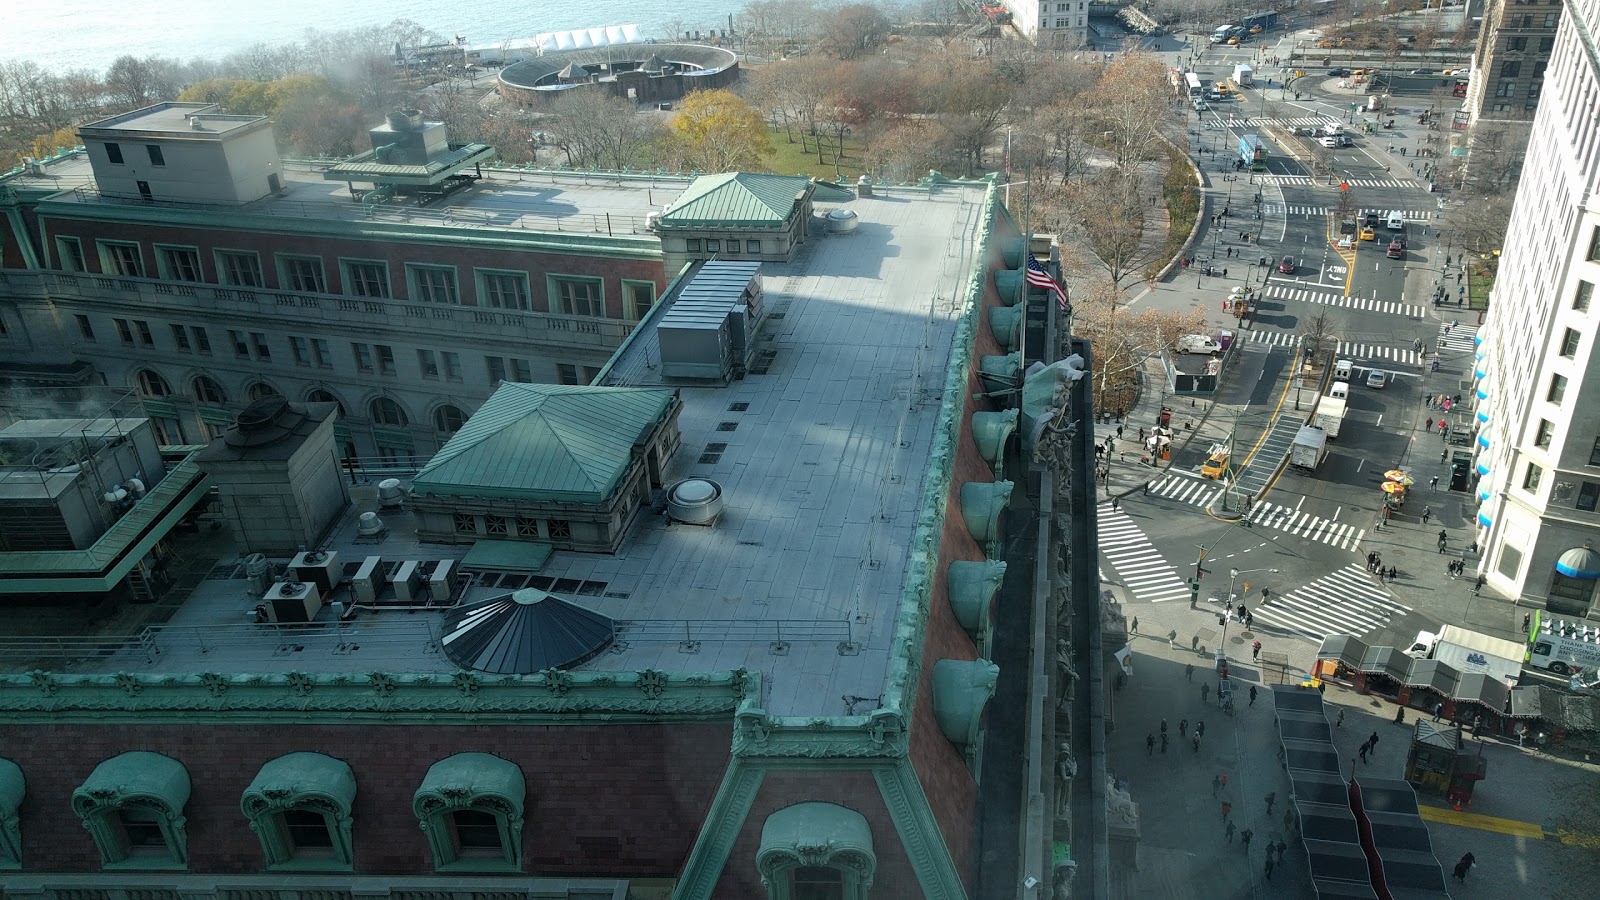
{"left": 1185, "top": 72, "right": 1204, "bottom": 98}
{"left": 1238, "top": 134, "right": 1268, "bottom": 171}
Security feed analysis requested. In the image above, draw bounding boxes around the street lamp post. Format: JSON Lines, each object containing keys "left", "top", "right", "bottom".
{"left": 1219, "top": 567, "right": 1280, "bottom": 662}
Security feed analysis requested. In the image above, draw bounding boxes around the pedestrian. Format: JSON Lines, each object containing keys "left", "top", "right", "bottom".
{"left": 1202, "top": 683, "right": 1211, "bottom": 704}
{"left": 1223, "top": 268, "right": 1228, "bottom": 279}
{"left": 1169, "top": 628, "right": 1178, "bottom": 647}
{"left": 1130, "top": 616, "right": 1138, "bottom": 635}
{"left": 1252, "top": 640, "right": 1262, "bottom": 661}
{"left": 1275, "top": 839, "right": 1287, "bottom": 861}
{"left": 1474, "top": 574, "right": 1486, "bottom": 593}
{"left": 1359, "top": 741, "right": 1370, "bottom": 763}
{"left": 1369, "top": 731, "right": 1380, "bottom": 753}
{"left": 1245, "top": 611, "right": 1254, "bottom": 628}
{"left": 1160, "top": 717, "right": 1167, "bottom": 736}
{"left": 1367, "top": 552, "right": 1377, "bottom": 571}
{"left": 1147, "top": 733, "right": 1155, "bottom": 755}
{"left": 1439, "top": 528, "right": 1447, "bottom": 546}
{"left": 1186, "top": 662, "right": 1194, "bottom": 682}
{"left": 1523, "top": 613, "right": 1531, "bottom": 633}
{"left": 1441, "top": 449, "right": 1448, "bottom": 464}
{"left": 1180, "top": 718, "right": 1189, "bottom": 737}
{"left": 1395, "top": 705, "right": 1406, "bottom": 724}
{"left": 1222, "top": 801, "right": 1233, "bottom": 822}
{"left": 1439, "top": 539, "right": 1447, "bottom": 554}
{"left": 1117, "top": 424, "right": 1124, "bottom": 438}
{"left": 1192, "top": 635, "right": 1200, "bottom": 652}
{"left": 1241, "top": 828, "right": 1253, "bottom": 851}
{"left": 1426, "top": 417, "right": 1434, "bottom": 432}
{"left": 1422, "top": 506, "right": 1431, "bottom": 524}
{"left": 1226, "top": 819, "right": 1237, "bottom": 842}
{"left": 1249, "top": 685, "right": 1258, "bottom": 706}
{"left": 1337, "top": 709, "right": 1345, "bottom": 727}
{"left": 1266, "top": 854, "right": 1276, "bottom": 880}
{"left": 1161, "top": 732, "right": 1169, "bottom": 753}
{"left": 1430, "top": 475, "right": 1439, "bottom": 491}
{"left": 1452, "top": 852, "right": 1475, "bottom": 881}
{"left": 1196, "top": 720, "right": 1205, "bottom": 738}
{"left": 1139, "top": 426, "right": 1145, "bottom": 442}
{"left": 1433, "top": 702, "right": 1444, "bottom": 721}
{"left": 1387, "top": 566, "right": 1397, "bottom": 580}
{"left": 1212, "top": 774, "right": 1223, "bottom": 797}
{"left": 1265, "top": 791, "right": 1276, "bottom": 815}
{"left": 1193, "top": 733, "right": 1202, "bottom": 753}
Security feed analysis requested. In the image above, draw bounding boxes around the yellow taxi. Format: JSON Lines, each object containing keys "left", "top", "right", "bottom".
{"left": 1249, "top": 24, "right": 1263, "bottom": 35}
{"left": 1201, "top": 445, "right": 1230, "bottom": 480}
{"left": 1359, "top": 225, "right": 1377, "bottom": 241}
{"left": 1214, "top": 82, "right": 1231, "bottom": 95}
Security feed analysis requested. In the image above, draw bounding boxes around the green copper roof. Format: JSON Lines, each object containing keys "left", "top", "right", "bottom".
{"left": 322, "top": 142, "right": 497, "bottom": 186}
{"left": 73, "top": 751, "right": 190, "bottom": 813}
{"left": 0, "top": 757, "right": 22, "bottom": 817}
{"left": 414, "top": 752, "right": 525, "bottom": 813}
{"left": 242, "top": 752, "right": 357, "bottom": 815}
{"left": 412, "top": 383, "right": 675, "bottom": 504}
{"left": 660, "top": 172, "right": 810, "bottom": 228}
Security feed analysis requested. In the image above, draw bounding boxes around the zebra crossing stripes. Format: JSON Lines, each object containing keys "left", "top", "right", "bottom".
{"left": 1435, "top": 321, "right": 1478, "bottom": 353}
{"left": 1148, "top": 473, "right": 1224, "bottom": 508}
{"left": 1252, "top": 564, "right": 1413, "bottom": 642}
{"left": 1246, "top": 332, "right": 1421, "bottom": 365}
{"left": 1266, "top": 285, "right": 1426, "bottom": 317}
{"left": 1097, "top": 504, "right": 1193, "bottom": 603}
{"left": 1263, "top": 177, "right": 1419, "bottom": 189}
{"left": 1245, "top": 116, "right": 1339, "bottom": 128}
{"left": 1250, "top": 331, "right": 1301, "bottom": 349}
{"left": 1270, "top": 205, "right": 1433, "bottom": 220}
{"left": 1246, "top": 502, "right": 1366, "bottom": 550}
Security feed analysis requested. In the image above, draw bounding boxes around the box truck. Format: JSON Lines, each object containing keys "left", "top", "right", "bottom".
{"left": 1315, "top": 395, "right": 1346, "bottom": 438}
{"left": 1290, "top": 425, "right": 1329, "bottom": 470}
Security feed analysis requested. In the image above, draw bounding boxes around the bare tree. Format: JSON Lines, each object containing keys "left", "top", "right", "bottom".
{"left": 1073, "top": 278, "right": 1210, "bottom": 412}
{"left": 540, "top": 96, "right": 662, "bottom": 171}
{"left": 1057, "top": 169, "right": 1164, "bottom": 299}
{"left": 1298, "top": 309, "right": 1338, "bottom": 368}
{"left": 818, "top": 4, "right": 894, "bottom": 60}
{"left": 1092, "top": 54, "right": 1172, "bottom": 170}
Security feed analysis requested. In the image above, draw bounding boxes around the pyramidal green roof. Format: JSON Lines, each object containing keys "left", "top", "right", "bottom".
{"left": 659, "top": 172, "right": 811, "bottom": 228}
{"left": 412, "top": 383, "right": 675, "bottom": 504}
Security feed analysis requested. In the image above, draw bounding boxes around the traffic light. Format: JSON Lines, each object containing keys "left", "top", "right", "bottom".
{"left": 1189, "top": 578, "right": 1201, "bottom": 607}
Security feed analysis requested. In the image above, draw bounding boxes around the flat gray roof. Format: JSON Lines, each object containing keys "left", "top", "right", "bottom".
{"left": 78, "top": 102, "right": 266, "bottom": 137}
{"left": 0, "top": 182, "right": 992, "bottom": 719}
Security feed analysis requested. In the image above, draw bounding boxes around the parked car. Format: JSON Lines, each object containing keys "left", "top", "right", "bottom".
{"left": 1366, "top": 370, "right": 1387, "bottom": 389}
{"left": 1409, "top": 68, "right": 1434, "bottom": 75}
{"left": 1177, "top": 334, "right": 1225, "bottom": 356}
{"left": 1278, "top": 255, "right": 1296, "bottom": 273}
{"left": 1337, "top": 135, "right": 1355, "bottom": 147}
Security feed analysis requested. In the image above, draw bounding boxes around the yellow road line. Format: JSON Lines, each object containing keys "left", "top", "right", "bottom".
{"left": 1418, "top": 805, "right": 1549, "bottom": 840}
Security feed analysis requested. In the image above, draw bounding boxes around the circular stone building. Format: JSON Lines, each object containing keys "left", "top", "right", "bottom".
{"left": 498, "top": 43, "right": 739, "bottom": 109}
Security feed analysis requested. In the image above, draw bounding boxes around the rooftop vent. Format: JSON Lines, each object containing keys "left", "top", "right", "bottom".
{"left": 357, "top": 511, "right": 386, "bottom": 536}
{"left": 667, "top": 478, "right": 724, "bottom": 526}
{"left": 826, "top": 209, "right": 859, "bottom": 233}
{"left": 377, "top": 478, "right": 405, "bottom": 509}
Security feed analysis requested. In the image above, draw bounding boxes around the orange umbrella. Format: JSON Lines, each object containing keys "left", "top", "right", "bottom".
{"left": 1381, "top": 481, "right": 1406, "bottom": 494}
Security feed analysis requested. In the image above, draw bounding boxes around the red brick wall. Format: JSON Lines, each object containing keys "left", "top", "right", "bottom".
{"left": 0, "top": 721, "right": 728, "bottom": 875}
{"left": 711, "top": 770, "right": 917, "bottom": 899}
{"left": 37, "top": 216, "right": 665, "bottom": 316}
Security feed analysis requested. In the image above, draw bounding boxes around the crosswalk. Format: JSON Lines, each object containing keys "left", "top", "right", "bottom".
{"left": 1147, "top": 472, "right": 1224, "bottom": 510}
{"left": 1246, "top": 331, "right": 1422, "bottom": 365}
{"left": 1271, "top": 204, "right": 1433, "bottom": 219}
{"left": 1097, "top": 504, "right": 1192, "bottom": 603}
{"left": 1245, "top": 501, "right": 1367, "bottom": 550}
{"left": 1434, "top": 321, "right": 1478, "bottom": 354}
{"left": 1265, "top": 178, "right": 1421, "bottom": 190}
{"left": 1246, "top": 115, "right": 1339, "bottom": 129}
{"left": 1265, "top": 284, "right": 1427, "bottom": 317}
{"left": 1252, "top": 564, "right": 1413, "bottom": 642}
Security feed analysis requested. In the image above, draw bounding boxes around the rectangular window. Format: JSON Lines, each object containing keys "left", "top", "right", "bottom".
{"left": 1541, "top": 37, "right": 1555, "bottom": 52}
{"left": 705, "top": 239, "right": 721, "bottom": 253}
{"left": 192, "top": 326, "right": 212, "bottom": 355}
{"left": 479, "top": 270, "right": 530, "bottom": 310}
{"left": 217, "top": 251, "right": 263, "bottom": 287}
{"left": 485, "top": 515, "right": 509, "bottom": 536}
{"left": 452, "top": 809, "right": 504, "bottom": 855}
{"left": 418, "top": 349, "right": 440, "bottom": 379}
{"left": 552, "top": 276, "right": 604, "bottom": 317}
{"left": 441, "top": 351, "right": 461, "bottom": 380}
{"left": 1535, "top": 419, "right": 1555, "bottom": 448}
{"left": 101, "top": 241, "right": 143, "bottom": 277}
{"left": 511, "top": 358, "right": 532, "bottom": 383}
{"left": 686, "top": 238, "right": 702, "bottom": 252}
{"left": 724, "top": 240, "right": 739, "bottom": 256}
{"left": 281, "top": 256, "right": 327, "bottom": 293}
{"left": 75, "top": 314, "right": 95, "bottom": 340}
{"left": 453, "top": 513, "right": 477, "bottom": 534}
{"left": 746, "top": 240, "right": 761, "bottom": 254}
{"left": 1591, "top": 436, "right": 1600, "bottom": 466}
{"left": 1524, "top": 462, "right": 1544, "bottom": 491}
{"left": 1549, "top": 373, "right": 1568, "bottom": 403}
{"left": 624, "top": 281, "right": 656, "bottom": 320}
{"left": 1560, "top": 327, "right": 1581, "bottom": 357}
{"left": 146, "top": 145, "right": 165, "bottom": 166}
{"left": 1579, "top": 482, "right": 1600, "bottom": 512}
{"left": 104, "top": 142, "right": 123, "bottom": 164}
{"left": 114, "top": 318, "right": 134, "bottom": 345}
{"left": 1508, "top": 36, "right": 1528, "bottom": 51}
{"left": 230, "top": 330, "right": 250, "bottom": 358}
{"left": 1496, "top": 80, "right": 1517, "bottom": 98}
{"left": 1587, "top": 227, "right": 1600, "bottom": 261}
{"left": 290, "top": 335, "right": 311, "bottom": 366}
{"left": 376, "top": 343, "right": 396, "bottom": 376}
{"left": 311, "top": 337, "right": 331, "bottom": 367}
{"left": 251, "top": 332, "right": 271, "bottom": 361}
{"left": 57, "top": 237, "right": 86, "bottom": 272}
{"left": 353, "top": 343, "right": 374, "bottom": 373}
{"left": 1576, "top": 281, "right": 1593, "bottom": 311}
{"left": 135, "top": 320, "right": 153, "bottom": 347}
{"left": 170, "top": 324, "right": 191, "bottom": 352}
{"left": 547, "top": 519, "right": 572, "bottom": 540}
{"left": 158, "top": 246, "right": 203, "bottom": 282}
{"left": 343, "top": 261, "right": 390, "bottom": 298}
{"left": 557, "top": 363, "right": 579, "bottom": 385}
{"left": 280, "top": 809, "right": 333, "bottom": 853}
{"left": 583, "top": 365, "right": 602, "bottom": 383}
{"left": 1545, "top": 12, "right": 1559, "bottom": 26}
{"left": 486, "top": 356, "right": 505, "bottom": 384}
{"left": 409, "top": 265, "right": 459, "bottom": 304}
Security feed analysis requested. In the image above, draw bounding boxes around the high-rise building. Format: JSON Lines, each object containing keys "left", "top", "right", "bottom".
{"left": 1472, "top": 0, "right": 1600, "bottom": 615}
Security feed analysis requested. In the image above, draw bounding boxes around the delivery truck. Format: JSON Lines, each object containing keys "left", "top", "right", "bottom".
{"left": 1237, "top": 134, "right": 1268, "bottom": 171}
{"left": 1314, "top": 395, "right": 1346, "bottom": 438}
{"left": 1290, "top": 425, "right": 1328, "bottom": 470}
{"left": 1406, "top": 625, "right": 1525, "bottom": 686}
{"left": 1528, "top": 613, "right": 1600, "bottom": 675}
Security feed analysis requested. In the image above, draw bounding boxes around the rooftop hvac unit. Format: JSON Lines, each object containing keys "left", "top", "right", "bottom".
{"left": 290, "top": 549, "right": 342, "bottom": 592}
{"left": 261, "top": 580, "right": 323, "bottom": 623}
{"left": 357, "top": 511, "right": 386, "bottom": 536}
{"left": 427, "top": 559, "right": 455, "bottom": 603}
{"left": 243, "top": 553, "right": 272, "bottom": 594}
{"left": 24, "top": 157, "right": 44, "bottom": 177}
{"left": 377, "top": 478, "right": 406, "bottom": 509}
{"left": 353, "top": 556, "right": 387, "bottom": 605}
{"left": 667, "top": 478, "right": 725, "bottom": 525}
{"left": 392, "top": 560, "right": 424, "bottom": 603}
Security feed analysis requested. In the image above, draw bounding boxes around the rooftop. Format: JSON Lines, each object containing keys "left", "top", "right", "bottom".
{"left": 0, "top": 179, "right": 996, "bottom": 719}
{"left": 77, "top": 102, "right": 269, "bottom": 138}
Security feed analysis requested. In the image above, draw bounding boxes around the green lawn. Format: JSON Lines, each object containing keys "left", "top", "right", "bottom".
{"left": 764, "top": 128, "right": 867, "bottom": 182}
{"left": 1468, "top": 260, "right": 1496, "bottom": 311}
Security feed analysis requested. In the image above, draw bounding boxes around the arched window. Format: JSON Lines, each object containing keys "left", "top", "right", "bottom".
{"left": 135, "top": 369, "right": 171, "bottom": 398}
{"left": 757, "top": 803, "right": 876, "bottom": 900}
{"left": 241, "top": 752, "right": 356, "bottom": 870}
{"left": 413, "top": 753, "right": 525, "bottom": 872}
{"left": 193, "top": 376, "right": 227, "bottom": 405}
{"left": 307, "top": 389, "right": 347, "bottom": 416}
{"left": 370, "top": 397, "right": 409, "bottom": 427}
{"left": 72, "top": 751, "right": 191, "bottom": 868}
{"left": 247, "top": 381, "right": 282, "bottom": 402}
{"left": 433, "top": 404, "right": 467, "bottom": 435}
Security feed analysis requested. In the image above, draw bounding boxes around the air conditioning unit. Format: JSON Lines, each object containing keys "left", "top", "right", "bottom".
{"left": 353, "top": 556, "right": 387, "bottom": 605}
{"left": 427, "top": 559, "right": 454, "bottom": 604}
{"left": 262, "top": 580, "right": 323, "bottom": 623}
{"left": 290, "top": 549, "right": 342, "bottom": 592}
{"left": 392, "top": 560, "right": 424, "bottom": 603}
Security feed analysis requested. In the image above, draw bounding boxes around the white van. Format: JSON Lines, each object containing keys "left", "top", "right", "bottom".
{"left": 1321, "top": 123, "right": 1344, "bottom": 136}
{"left": 1333, "top": 359, "right": 1353, "bottom": 380}
{"left": 1386, "top": 211, "right": 1405, "bottom": 230}
{"left": 1329, "top": 381, "right": 1349, "bottom": 400}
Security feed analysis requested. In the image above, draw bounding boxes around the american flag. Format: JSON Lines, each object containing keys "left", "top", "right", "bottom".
{"left": 1026, "top": 254, "right": 1068, "bottom": 310}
